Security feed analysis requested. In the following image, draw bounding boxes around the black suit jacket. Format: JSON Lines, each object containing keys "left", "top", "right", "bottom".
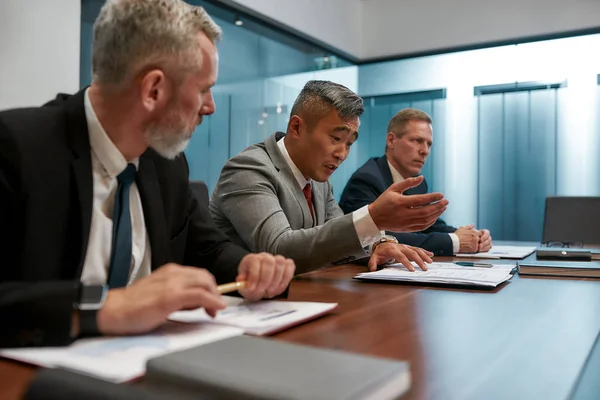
{"left": 0, "top": 90, "right": 248, "bottom": 348}
{"left": 339, "top": 156, "right": 456, "bottom": 256}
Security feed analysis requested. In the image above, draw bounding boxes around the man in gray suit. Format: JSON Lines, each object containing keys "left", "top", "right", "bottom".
{"left": 210, "top": 81, "right": 448, "bottom": 274}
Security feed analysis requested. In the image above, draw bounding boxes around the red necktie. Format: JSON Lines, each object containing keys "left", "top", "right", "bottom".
{"left": 302, "top": 183, "right": 315, "bottom": 226}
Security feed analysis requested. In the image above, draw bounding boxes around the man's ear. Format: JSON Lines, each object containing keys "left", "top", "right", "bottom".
{"left": 287, "top": 115, "right": 303, "bottom": 139}
{"left": 139, "top": 69, "right": 169, "bottom": 113}
{"left": 386, "top": 132, "right": 396, "bottom": 149}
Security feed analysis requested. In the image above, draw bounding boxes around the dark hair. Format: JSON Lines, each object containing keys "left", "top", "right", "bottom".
{"left": 289, "top": 80, "right": 364, "bottom": 130}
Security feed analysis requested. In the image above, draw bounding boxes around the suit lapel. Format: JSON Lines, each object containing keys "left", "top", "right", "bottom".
{"left": 64, "top": 90, "right": 93, "bottom": 278}
{"left": 404, "top": 180, "right": 427, "bottom": 195}
{"left": 264, "top": 133, "right": 314, "bottom": 228}
{"left": 376, "top": 155, "right": 426, "bottom": 195}
{"left": 137, "top": 156, "right": 168, "bottom": 270}
{"left": 376, "top": 156, "right": 394, "bottom": 188}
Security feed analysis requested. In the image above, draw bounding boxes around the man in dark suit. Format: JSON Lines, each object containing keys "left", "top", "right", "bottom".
{"left": 340, "top": 108, "right": 492, "bottom": 256}
{"left": 0, "top": 0, "right": 294, "bottom": 348}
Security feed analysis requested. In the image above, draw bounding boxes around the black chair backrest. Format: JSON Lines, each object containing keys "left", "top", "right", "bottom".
{"left": 190, "top": 180, "right": 209, "bottom": 209}
{"left": 542, "top": 196, "right": 600, "bottom": 245}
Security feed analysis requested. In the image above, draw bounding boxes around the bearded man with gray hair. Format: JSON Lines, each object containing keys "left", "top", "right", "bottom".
{"left": 210, "top": 80, "right": 449, "bottom": 274}
{"left": 0, "top": 0, "right": 295, "bottom": 348}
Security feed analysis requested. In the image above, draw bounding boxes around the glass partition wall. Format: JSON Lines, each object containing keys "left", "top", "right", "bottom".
{"left": 81, "top": 1, "right": 600, "bottom": 241}
{"left": 80, "top": 0, "right": 354, "bottom": 192}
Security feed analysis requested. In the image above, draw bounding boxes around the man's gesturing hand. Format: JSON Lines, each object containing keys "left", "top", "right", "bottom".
{"left": 236, "top": 253, "right": 296, "bottom": 301}
{"left": 97, "top": 263, "right": 226, "bottom": 336}
{"left": 368, "top": 176, "right": 448, "bottom": 233}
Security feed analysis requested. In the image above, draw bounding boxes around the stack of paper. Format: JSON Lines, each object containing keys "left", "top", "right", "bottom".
{"left": 0, "top": 323, "right": 244, "bottom": 382}
{"left": 355, "top": 262, "right": 514, "bottom": 288}
{"left": 169, "top": 297, "right": 338, "bottom": 335}
{"left": 0, "top": 298, "right": 338, "bottom": 382}
{"left": 456, "top": 245, "right": 536, "bottom": 259}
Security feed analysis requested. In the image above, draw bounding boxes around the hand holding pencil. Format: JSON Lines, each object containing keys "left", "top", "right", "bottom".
{"left": 217, "top": 280, "right": 247, "bottom": 294}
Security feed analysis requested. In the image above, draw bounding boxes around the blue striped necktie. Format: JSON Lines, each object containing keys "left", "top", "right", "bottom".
{"left": 107, "top": 163, "right": 136, "bottom": 289}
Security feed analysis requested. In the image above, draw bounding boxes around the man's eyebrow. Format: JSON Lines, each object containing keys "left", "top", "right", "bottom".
{"left": 333, "top": 126, "right": 351, "bottom": 132}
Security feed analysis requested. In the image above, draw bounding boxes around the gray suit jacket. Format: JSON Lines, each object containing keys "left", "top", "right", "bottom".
{"left": 209, "top": 132, "right": 368, "bottom": 273}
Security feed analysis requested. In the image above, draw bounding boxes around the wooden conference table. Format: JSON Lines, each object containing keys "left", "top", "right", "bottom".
{"left": 3, "top": 242, "right": 600, "bottom": 399}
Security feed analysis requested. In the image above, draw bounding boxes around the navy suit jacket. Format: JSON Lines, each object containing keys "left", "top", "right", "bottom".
{"left": 0, "top": 90, "right": 248, "bottom": 348}
{"left": 339, "top": 156, "right": 456, "bottom": 256}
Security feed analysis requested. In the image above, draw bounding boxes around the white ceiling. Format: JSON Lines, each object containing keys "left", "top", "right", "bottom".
{"left": 231, "top": 0, "right": 600, "bottom": 61}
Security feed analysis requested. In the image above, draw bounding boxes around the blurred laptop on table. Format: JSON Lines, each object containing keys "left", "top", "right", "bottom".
{"left": 537, "top": 196, "right": 600, "bottom": 260}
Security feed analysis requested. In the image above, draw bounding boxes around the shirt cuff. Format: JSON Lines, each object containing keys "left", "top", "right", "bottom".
{"left": 449, "top": 233, "right": 460, "bottom": 254}
{"left": 352, "top": 205, "right": 383, "bottom": 249}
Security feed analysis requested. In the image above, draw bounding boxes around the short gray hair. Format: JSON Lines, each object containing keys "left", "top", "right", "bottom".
{"left": 388, "top": 108, "right": 432, "bottom": 138}
{"left": 92, "top": 0, "right": 222, "bottom": 88}
{"left": 290, "top": 80, "right": 364, "bottom": 130}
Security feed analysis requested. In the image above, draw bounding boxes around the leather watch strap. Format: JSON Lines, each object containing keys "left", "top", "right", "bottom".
{"left": 79, "top": 310, "right": 100, "bottom": 337}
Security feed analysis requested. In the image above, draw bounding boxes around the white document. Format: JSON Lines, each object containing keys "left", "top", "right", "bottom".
{"left": 0, "top": 322, "right": 243, "bottom": 383}
{"left": 169, "top": 296, "right": 338, "bottom": 336}
{"left": 456, "top": 245, "right": 536, "bottom": 259}
{"left": 355, "top": 262, "right": 513, "bottom": 287}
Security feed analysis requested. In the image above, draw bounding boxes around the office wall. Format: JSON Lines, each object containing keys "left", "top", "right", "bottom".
{"left": 361, "top": 0, "right": 600, "bottom": 59}
{"left": 228, "top": 0, "right": 362, "bottom": 59}
{"left": 358, "top": 34, "right": 600, "bottom": 240}
{"left": 0, "top": 0, "right": 81, "bottom": 110}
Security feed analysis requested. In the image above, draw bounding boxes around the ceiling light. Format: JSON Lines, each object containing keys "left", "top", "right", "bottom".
{"left": 234, "top": 17, "right": 243, "bottom": 26}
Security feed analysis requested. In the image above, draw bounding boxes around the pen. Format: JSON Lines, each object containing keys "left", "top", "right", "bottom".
{"left": 454, "top": 262, "right": 494, "bottom": 268}
{"left": 217, "top": 281, "right": 247, "bottom": 294}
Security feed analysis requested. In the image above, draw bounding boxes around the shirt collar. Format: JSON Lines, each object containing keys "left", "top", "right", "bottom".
{"left": 84, "top": 88, "right": 138, "bottom": 179}
{"left": 386, "top": 157, "right": 405, "bottom": 184}
{"left": 276, "top": 135, "right": 311, "bottom": 190}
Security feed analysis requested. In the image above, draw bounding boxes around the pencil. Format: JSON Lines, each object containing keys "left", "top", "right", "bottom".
{"left": 217, "top": 281, "right": 247, "bottom": 294}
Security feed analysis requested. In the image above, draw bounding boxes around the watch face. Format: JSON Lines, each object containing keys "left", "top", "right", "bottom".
{"left": 382, "top": 235, "right": 399, "bottom": 243}
{"left": 79, "top": 285, "right": 107, "bottom": 310}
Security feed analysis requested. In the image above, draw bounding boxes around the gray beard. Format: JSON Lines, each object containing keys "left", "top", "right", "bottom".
{"left": 145, "top": 129, "right": 190, "bottom": 160}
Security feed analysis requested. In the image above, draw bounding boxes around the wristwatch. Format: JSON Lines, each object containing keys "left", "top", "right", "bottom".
{"left": 371, "top": 235, "right": 399, "bottom": 254}
{"left": 74, "top": 285, "right": 108, "bottom": 337}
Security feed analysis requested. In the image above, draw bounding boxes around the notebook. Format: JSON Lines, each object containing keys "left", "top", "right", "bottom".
{"left": 456, "top": 245, "right": 536, "bottom": 259}
{"left": 145, "top": 335, "right": 411, "bottom": 400}
{"left": 518, "top": 260, "right": 600, "bottom": 278}
{"left": 354, "top": 262, "right": 514, "bottom": 288}
{"left": 169, "top": 296, "right": 338, "bottom": 335}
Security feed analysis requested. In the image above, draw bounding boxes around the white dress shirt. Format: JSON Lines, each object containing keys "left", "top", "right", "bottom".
{"left": 277, "top": 138, "right": 382, "bottom": 248}
{"left": 386, "top": 158, "right": 460, "bottom": 254}
{"left": 80, "top": 89, "right": 152, "bottom": 286}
